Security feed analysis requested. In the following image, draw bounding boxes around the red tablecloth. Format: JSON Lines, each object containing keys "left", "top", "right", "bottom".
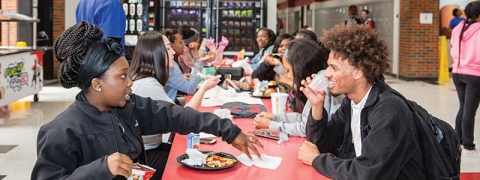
{"left": 162, "top": 97, "right": 330, "bottom": 180}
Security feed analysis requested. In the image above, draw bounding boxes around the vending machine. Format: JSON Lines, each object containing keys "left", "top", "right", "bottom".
{"left": 156, "top": 0, "right": 212, "bottom": 39}
{"left": 123, "top": 0, "right": 157, "bottom": 60}
{"left": 212, "top": 0, "right": 266, "bottom": 56}
{"left": 124, "top": 0, "right": 267, "bottom": 59}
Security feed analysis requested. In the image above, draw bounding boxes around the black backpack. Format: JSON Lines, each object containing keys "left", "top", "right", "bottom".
{"left": 345, "top": 16, "right": 363, "bottom": 25}
{"left": 375, "top": 90, "right": 461, "bottom": 179}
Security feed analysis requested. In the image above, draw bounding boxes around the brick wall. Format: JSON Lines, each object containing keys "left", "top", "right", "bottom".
{"left": 1, "top": 0, "right": 18, "bottom": 46}
{"left": 52, "top": 0, "right": 65, "bottom": 79}
{"left": 399, "top": 0, "right": 440, "bottom": 80}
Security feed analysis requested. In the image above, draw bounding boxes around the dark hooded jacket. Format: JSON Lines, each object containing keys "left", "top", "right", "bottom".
{"left": 306, "top": 79, "right": 427, "bottom": 179}
{"left": 32, "top": 93, "right": 240, "bottom": 180}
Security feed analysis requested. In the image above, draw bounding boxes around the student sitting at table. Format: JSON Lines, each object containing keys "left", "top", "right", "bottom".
{"left": 250, "top": 28, "right": 276, "bottom": 70}
{"left": 177, "top": 25, "right": 202, "bottom": 74}
{"left": 31, "top": 21, "right": 264, "bottom": 180}
{"left": 128, "top": 31, "right": 221, "bottom": 179}
{"left": 253, "top": 39, "right": 345, "bottom": 137}
{"left": 298, "top": 24, "right": 427, "bottom": 179}
{"left": 251, "top": 33, "right": 294, "bottom": 93}
{"left": 161, "top": 28, "right": 215, "bottom": 104}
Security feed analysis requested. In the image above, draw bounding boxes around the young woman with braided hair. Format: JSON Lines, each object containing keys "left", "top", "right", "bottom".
{"left": 31, "top": 21, "right": 263, "bottom": 180}
{"left": 450, "top": 1, "right": 480, "bottom": 154}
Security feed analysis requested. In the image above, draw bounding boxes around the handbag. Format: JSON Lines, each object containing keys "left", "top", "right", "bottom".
{"left": 217, "top": 67, "right": 244, "bottom": 85}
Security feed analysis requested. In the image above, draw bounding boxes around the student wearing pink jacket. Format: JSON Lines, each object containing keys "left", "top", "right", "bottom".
{"left": 450, "top": 1, "right": 480, "bottom": 154}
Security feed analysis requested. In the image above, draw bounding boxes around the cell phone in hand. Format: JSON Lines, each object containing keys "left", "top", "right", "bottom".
{"left": 200, "top": 138, "right": 217, "bottom": 144}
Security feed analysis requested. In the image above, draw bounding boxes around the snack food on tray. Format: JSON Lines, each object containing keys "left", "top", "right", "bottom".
{"left": 206, "top": 154, "right": 237, "bottom": 168}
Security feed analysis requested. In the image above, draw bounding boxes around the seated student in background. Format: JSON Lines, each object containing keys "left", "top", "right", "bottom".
{"left": 298, "top": 24, "right": 427, "bottom": 179}
{"left": 161, "top": 29, "right": 215, "bottom": 104}
{"left": 31, "top": 21, "right": 263, "bottom": 180}
{"left": 128, "top": 31, "right": 221, "bottom": 179}
{"left": 250, "top": 28, "right": 276, "bottom": 70}
{"left": 177, "top": 25, "right": 202, "bottom": 74}
{"left": 295, "top": 29, "right": 331, "bottom": 56}
{"left": 253, "top": 39, "right": 344, "bottom": 137}
{"left": 251, "top": 34, "right": 294, "bottom": 92}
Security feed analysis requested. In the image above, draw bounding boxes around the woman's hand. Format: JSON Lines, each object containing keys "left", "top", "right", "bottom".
{"left": 200, "top": 75, "right": 221, "bottom": 91}
{"left": 253, "top": 116, "right": 272, "bottom": 129}
{"left": 265, "top": 56, "right": 281, "bottom": 66}
{"left": 106, "top": 152, "right": 133, "bottom": 178}
{"left": 231, "top": 132, "right": 264, "bottom": 160}
{"left": 298, "top": 141, "right": 320, "bottom": 166}
{"left": 256, "top": 112, "right": 273, "bottom": 119}
{"left": 198, "top": 51, "right": 216, "bottom": 63}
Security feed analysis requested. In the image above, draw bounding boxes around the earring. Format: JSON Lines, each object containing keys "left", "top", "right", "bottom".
{"left": 98, "top": 88, "right": 102, "bottom": 92}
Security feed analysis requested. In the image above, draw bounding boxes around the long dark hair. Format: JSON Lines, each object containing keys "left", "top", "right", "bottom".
{"left": 254, "top": 28, "right": 276, "bottom": 54}
{"left": 162, "top": 28, "right": 182, "bottom": 63}
{"left": 457, "top": 2, "right": 480, "bottom": 69}
{"left": 129, "top": 31, "right": 170, "bottom": 86}
{"left": 285, "top": 38, "right": 328, "bottom": 109}
{"left": 272, "top": 34, "right": 294, "bottom": 53}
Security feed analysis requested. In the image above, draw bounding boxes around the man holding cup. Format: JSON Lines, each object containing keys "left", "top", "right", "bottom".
{"left": 298, "top": 24, "right": 428, "bottom": 179}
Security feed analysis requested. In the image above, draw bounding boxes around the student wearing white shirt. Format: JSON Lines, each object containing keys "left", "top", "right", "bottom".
{"left": 297, "top": 24, "right": 428, "bottom": 179}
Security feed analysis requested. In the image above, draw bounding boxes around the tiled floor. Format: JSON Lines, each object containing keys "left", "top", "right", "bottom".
{"left": 0, "top": 76, "right": 479, "bottom": 179}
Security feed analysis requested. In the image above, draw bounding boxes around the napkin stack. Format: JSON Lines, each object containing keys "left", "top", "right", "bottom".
{"left": 181, "top": 149, "right": 208, "bottom": 166}
{"left": 236, "top": 153, "right": 282, "bottom": 170}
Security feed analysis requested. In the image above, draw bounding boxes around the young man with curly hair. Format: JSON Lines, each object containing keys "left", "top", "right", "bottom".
{"left": 297, "top": 24, "right": 428, "bottom": 179}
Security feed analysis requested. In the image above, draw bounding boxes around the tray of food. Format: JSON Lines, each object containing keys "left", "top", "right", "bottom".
{"left": 177, "top": 151, "right": 238, "bottom": 171}
{"left": 251, "top": 80, "right": 277, "bottom": 98}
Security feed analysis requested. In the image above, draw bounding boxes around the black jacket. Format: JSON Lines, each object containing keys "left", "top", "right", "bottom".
{"left": 306, "top": 81, "right": 427, "bottom": 179}
{"left": 31, "top": 93, "right": 241, "bottom": 180}
{"left": 251, "top": 62, "right": 276, "bottom": 81}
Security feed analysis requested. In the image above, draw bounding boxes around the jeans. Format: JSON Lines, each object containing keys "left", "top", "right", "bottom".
{"left": 452, "top": 73, "right": 480, "bottom": 150}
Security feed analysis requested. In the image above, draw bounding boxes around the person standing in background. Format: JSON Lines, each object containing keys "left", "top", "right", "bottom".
{"left": 361, "top": 10, "right": 375, "bottom": 29}
{"left": 450, "top": 2, "right": 480, "bottom": 154}
{"left": 450, "top": 8, "right": 466, "bottom": 29}
{"left": 76, "top": 0, "right": 126, "bottom": 56}
{"left": 345, "top": 5, "right": 363, "bottom": 25}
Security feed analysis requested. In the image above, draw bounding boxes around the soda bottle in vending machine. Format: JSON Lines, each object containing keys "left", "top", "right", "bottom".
{"left": 129, "top": 3, "right": 136, "bottom": 18}
{"left": 136, "top": 19, "right": 143, "bottom": 34}
{"left": 123, "top": 3, "right": 128, "bottom": 15}
{"left": 129, "top": 19, "right": 136, "bottom": 33}
{"left": 137, "top": 3, "right": 143, "bottom": 18}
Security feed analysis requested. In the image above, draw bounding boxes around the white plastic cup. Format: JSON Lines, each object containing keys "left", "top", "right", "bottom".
{"left": 270, "top": 93, "right": 288, "bottom": 114}
{"left": 308, "top": 71, "right": 328, "bottom": 94}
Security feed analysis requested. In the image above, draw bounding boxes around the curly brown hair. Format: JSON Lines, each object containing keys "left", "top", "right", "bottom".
{"left": 320, "top": 24, "right": 390, "bottom": 84}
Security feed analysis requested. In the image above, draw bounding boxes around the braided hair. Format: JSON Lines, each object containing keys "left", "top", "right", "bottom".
{"left": 54, "top": 21, "right": 103, "bottom": 88}
{"left": 457, "top": 2, "right": 480, "bottom": 69}
{"left": 54, "top": 21, "right": 123, "bottom": 90}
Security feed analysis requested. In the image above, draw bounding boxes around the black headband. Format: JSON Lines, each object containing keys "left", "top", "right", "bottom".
{"left": 76, "top": 36, "right": 123, "bottom": 89}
